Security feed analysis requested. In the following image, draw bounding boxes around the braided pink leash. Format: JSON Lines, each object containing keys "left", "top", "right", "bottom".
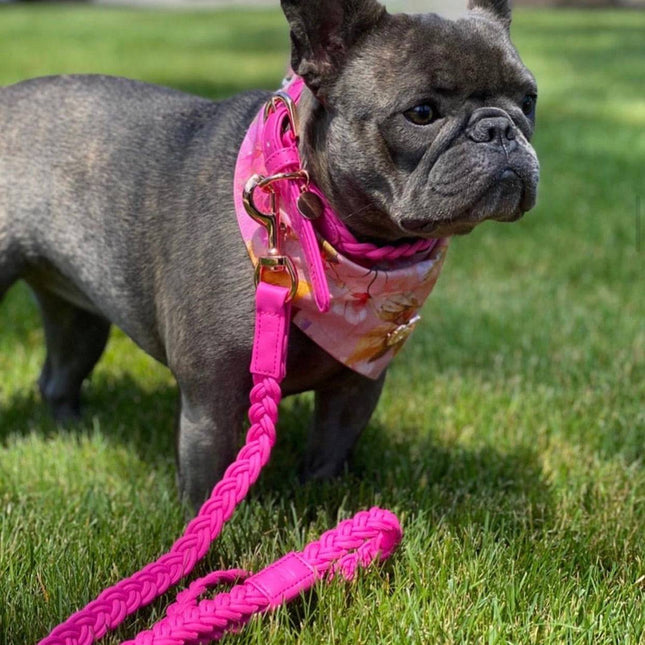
{"left": 125, "top": 509, "right": 401, "bottom": 645}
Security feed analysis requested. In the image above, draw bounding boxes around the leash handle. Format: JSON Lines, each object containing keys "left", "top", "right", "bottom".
{"left": 126, "top": 509, "right": 401, "bottom": 644}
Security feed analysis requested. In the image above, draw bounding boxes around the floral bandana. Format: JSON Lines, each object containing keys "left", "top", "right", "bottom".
{"left": 233, "top": 80, "right": 449, "bottom": 380}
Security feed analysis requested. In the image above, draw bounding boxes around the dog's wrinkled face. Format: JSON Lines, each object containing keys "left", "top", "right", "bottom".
{"left": 282, "top": 0, "right": 540, "bottom": 241}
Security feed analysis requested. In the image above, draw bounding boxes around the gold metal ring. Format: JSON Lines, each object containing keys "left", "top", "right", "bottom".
{"left": 257, "top": 170, "right": 309, "bottom": 191}
{"left": 263, "top": 91, "right": 300, "bottom": 138}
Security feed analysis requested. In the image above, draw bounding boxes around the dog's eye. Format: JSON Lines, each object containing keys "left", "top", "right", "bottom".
{"left": 522, "top": 94, "right": 537, "bottom": 117}
{"left": 403, "top": 103, "right": 437, "bottom": 126}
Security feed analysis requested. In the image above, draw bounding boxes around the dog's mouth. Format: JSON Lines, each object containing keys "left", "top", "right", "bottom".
{"left": 399, "top": 166, "right": 536, "bottom": 238}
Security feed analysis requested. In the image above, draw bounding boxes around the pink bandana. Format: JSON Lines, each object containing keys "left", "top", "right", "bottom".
{"left": 234, "top": 78, "right": 449, "bottom": 380}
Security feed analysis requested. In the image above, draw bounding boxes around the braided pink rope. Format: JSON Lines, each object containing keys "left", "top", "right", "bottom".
{"left": 314, "top": 202, "right": 436, "bottom": 265}
{"left": 328, "top": 227, "right": 436, "bottom": 265}
{"left": 39, "top": 375, "right": 282, "bottom": 645}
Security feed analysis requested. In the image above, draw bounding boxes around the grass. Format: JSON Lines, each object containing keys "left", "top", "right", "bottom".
{"left": 0, "top": 5, "right": 643, "bottom": 644}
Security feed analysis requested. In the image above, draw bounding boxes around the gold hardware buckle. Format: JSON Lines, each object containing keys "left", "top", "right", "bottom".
{"left": 385, "top": 315, "right": 422, "bottom": 348}
{"left": 243, "top": 174, "right": 279, "bottom": 249}
{"left": 254, "top": 255, "right": 298, "bottom": 301}
{"left": 243, "top": 90, "right": 306, "bottom": 302}
{"left": 243, "top": 170, "right": 309, "bottom": 303}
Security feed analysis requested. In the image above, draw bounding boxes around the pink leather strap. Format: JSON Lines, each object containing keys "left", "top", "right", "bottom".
{"left": 251, "top": 282, "right": 291, "bottom": 380}
{"left": 247, "top": 552, "right": 317, "bottom": 608}
{"left": 286, "top": 194, "right": 331, "bottom": 313}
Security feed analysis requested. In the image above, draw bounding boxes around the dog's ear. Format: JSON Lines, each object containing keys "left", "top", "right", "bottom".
{"left": 281, "top": 0, "right": 387, "bottom": 99}
{"left": 468, "top": 0, "right": 512, "bottom": 29}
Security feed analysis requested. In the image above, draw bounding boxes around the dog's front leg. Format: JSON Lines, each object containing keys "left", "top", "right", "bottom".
{"left": 175, "top": 378, "right": 253, "bottom": 511}
{"left": 303, "top": 368, "right": 386, "bottom": 481}
{"left": 174, "top": 351, "right": 254, "bottom": 511}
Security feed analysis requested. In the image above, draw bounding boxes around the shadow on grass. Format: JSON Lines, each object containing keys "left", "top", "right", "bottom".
{"left": 265, "top": 395, "right": 553, "bottom": 533}
{"left": 0, "top": 376, "right": 177, "bottom": 459}
{"left": 1, "top": 366, "right": 552, "bottom": 532}
{"left": 3, "top": 337, "right": 619, "bottom": 643}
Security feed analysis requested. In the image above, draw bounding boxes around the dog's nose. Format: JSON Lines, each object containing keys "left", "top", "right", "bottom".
{"left": 466, "top": 109, "right": 516, "bottom": 145}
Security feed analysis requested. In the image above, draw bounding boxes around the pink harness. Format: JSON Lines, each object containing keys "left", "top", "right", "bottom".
{"left": 37, "top": 79, "right": 449, "bottom": 644}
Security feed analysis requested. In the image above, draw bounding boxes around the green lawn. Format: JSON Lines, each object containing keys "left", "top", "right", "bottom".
{"left": 0, "top": 5, "right": 643, "bottom": 644}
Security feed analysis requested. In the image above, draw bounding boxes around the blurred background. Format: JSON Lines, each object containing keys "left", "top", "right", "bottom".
{"left": 2, "top": 0, "right": 645, "bottom": 7}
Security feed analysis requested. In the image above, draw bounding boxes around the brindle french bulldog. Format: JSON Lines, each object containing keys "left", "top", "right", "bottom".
{"left": 0, "top": 0, "right": 539, "bottom": 509}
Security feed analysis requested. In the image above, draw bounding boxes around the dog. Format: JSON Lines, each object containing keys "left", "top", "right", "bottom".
{"left": 0, "top": 0, "right": 539, "bottom": 510}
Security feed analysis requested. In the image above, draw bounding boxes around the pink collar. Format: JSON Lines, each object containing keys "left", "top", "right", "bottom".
{"left": 234, "top": 76, "right": 449, "bottom": 379}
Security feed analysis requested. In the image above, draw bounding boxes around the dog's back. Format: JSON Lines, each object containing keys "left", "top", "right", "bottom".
{"left": 0, "top": 74, "right": 265, "bottom": 359}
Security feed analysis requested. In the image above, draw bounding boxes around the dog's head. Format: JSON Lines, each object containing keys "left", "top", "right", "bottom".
{"left": 281, "top": 0, "right": 539, "bottom": 241}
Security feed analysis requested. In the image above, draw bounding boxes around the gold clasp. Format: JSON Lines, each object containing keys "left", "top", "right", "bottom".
{"left": 243, "top": 169, "right": 309, "bottom": 302}
{"left": 241, "top": 91, "right": 306, "bottom": 302}
{"left": 243, "top": 174, "right": 279, "bottom": 249}
{"left": 242, "top": 171, "right": 309, "bottom": 251}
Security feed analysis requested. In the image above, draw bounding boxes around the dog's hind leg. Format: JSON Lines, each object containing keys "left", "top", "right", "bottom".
{"left": 302, "top": 369, "right": 386, "bottom": 481}
{"left": 31, "top": 288, "right": 111, "bottom": 421}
